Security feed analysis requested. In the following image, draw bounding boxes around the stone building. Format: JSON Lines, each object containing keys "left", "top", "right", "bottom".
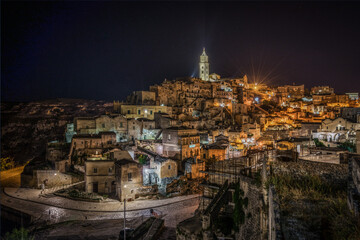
{"left": 142, "top": 155, "right": 178, "bottom": 194}
{"left": 84, "top": 149, "right": 142, "bottom": 201}
{"left": 346, "top": 92, "right": 359, "bottom": 101}
{"left": 65, "top": 123, "right": 76, "bottom": 143}
{"left": 46, "top": 141, "right": 70, "bottom": 172}
{"left": 201, "top": 141, "right": 228, "bottom": 161}
{"left": 320, "top": 117, "right": 360, "bottom": 132}
{"left": 115, "top": 159, "right": 143, "bottom": 201}
{"left": 95, "top": 115, "right": 128, "bottom": 141}
{"left": 126, "top": 91, "right": 156, "bottom": 105}
{"left": 162, "top": 127, "right": 201, "bottom": 171}
{"left": 341, "top": 107, "right": 360, "bottom": 123}
{"left": 276, "top": 84, "right": 305, "bottom": 99}
{"left": 75, "top": 117, "right": 96, "bottom": 134}
{"left": 73, "top": 115, "right": 128, "bottom": 142}
{"left": 154, "top": 112, "right": 178, "bottom": 129}
{"left": 127, "top": 118, "right": 158, "bottom": 140}
{"left": 85, "top": 157, "right": 115, "bottom": 194}
{"left": 184, "top": 157, "right": 205, "bottom": 179}
{"left": 69, "top": 132, "right": 116, "bottom": 164}
{"left": 311, "top": 86, "right": 334, "bottom": 95}
{"left": 120, "top": 104, "right": 170, "bottom": 120}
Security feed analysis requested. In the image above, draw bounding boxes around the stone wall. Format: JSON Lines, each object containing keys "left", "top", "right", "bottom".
{"left": 236, "top": 175, "right": 263, "bottom": 240}
{"left": 35, "top": 170, "right": 74, "bottom": 188}
{"left": 348, "top": 157, "right": 360, "bottom": 216}
{"left": 357, "top": 130, "right": 360, "bottom": 154}
{"left": 268, "top": 185, "right": 282, "bottom": 240}
{"left": 271, "top": 159, "right": 347, "bottom": 185}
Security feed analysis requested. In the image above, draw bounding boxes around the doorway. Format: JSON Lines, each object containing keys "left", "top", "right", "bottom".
{"left": 93, "top": 182, "right": 98, "bottom": 193}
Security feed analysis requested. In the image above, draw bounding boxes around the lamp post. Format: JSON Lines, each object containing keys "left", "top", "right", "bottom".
{"left": 123, "top": 197, "right": 126, "bottom": 240}
{"left": 123, "top": 185, "right": 133, "bottom": 240}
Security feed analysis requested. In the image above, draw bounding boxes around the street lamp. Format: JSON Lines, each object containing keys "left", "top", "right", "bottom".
{"left": 122, "top": 185, "right": 133, "bottom": 240}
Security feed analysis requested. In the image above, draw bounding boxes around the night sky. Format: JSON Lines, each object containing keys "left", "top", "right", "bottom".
{"left": 2, "top": 1, "right": 360, "bottom": 102}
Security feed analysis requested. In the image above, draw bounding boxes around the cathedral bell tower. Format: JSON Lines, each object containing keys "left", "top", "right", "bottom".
{"left": 199, "top": 48, "right": 210, "bottom": 81}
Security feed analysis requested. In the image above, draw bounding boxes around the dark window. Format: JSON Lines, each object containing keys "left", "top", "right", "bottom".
{"left": 120, "top": 122, "right": 123, "bottom": 127}
{"left": 203, "top": 154, "right": 206, "bottom": 158}
{"left": 168, "top": 165, "right": 171, "bottom": 170}
{"left": 150, "top": 110, "right": 153, "bottom": 115}
{"left": 102, "top": 123, "right": 105, "bottom": 128}
{"left": 138, "top": 110, "right": 141, "bottom": 114}
{"left": 133, "top": 126, "right": 135, "bottom": 130}
{"left": 127, "top": 110, "right": 130, "bottom": 114}
{"left": 108, "top": 168, "right": 112, "bottom": 173}
{"left": 128, "top": 173, "right": 132, "bottom": 181}
{"left": 93, "top": 168, "right": 97, "bottom": 173}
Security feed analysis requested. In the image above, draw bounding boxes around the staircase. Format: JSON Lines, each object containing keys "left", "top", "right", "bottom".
{"left": 41, "top": 181, "right": 85, "bottom": 195}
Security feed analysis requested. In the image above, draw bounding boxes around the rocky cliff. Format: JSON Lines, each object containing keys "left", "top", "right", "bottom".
{"left": 1, "top": 99, "right": 112, "bottom": 165}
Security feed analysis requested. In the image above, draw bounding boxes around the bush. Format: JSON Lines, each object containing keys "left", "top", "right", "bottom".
{"left": 138, "top": 154, "right": 148, "bottom": 165}
{"left": 4, "top": 228, "right": 34, "bottom": 240}
{"left": 313, "top": 138, "right": 325, "bottom": 147}
{"left": 338, "top": 141, "right": 356, "bottom": 152}
{"left": 1, "top": 157, "right": 15, "bottom": 171}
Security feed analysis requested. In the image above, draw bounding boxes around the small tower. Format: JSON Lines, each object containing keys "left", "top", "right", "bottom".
{"left": 199, "top": 48, "right": 209, "bottom": 81}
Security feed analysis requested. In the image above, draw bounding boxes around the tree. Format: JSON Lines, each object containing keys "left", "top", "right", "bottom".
{"left": 138, "top": 154, "right": 147, "bottom": 165}
{"left": 338, "top": 141, "right": 356, "bottom": 152}
{"left": 313, "top": 138, "right": 325, "bottom": 147}
{"left": 1, "top": 157, "right": 15, "bottom": 171}
{"left": 4, "top": 228, "right": 34, "bottom": 240}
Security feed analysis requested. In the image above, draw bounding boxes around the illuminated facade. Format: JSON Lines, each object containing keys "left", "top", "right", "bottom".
{"left": 199, "top": 48, "right": 209, "bottom": 81}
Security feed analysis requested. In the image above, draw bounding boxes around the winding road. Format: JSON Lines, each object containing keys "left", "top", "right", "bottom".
{"left": 1, "top": 187, "right": 200, "bottom": 228}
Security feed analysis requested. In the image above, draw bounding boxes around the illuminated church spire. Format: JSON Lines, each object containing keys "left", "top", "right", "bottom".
{"left": 199, "top": 48, "right": 209, "bottom": 81}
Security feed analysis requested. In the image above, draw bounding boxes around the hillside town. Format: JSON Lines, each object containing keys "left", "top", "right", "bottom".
{"left": 2, "top": 49, "right": 360, "bottom": 239}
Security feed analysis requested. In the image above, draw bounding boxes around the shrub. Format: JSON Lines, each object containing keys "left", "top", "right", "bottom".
{"left": 4, "top": 228, "right": 34, "bottom": 240}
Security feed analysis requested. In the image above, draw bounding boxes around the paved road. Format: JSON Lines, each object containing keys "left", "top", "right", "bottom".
{"left": 1, "top": 188, "right": 200, "bottom": 228}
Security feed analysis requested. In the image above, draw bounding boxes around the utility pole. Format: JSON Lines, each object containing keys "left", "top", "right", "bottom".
{"left": 123, "top": 198, "right": 126, "bottom": 240}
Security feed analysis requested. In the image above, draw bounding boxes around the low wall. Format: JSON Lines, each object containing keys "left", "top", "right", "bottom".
{"left": 35, "top": 170, "right": 73, "bottom": 188}
{"left": 22, "top": 170, "right": 80, "bottom": 188}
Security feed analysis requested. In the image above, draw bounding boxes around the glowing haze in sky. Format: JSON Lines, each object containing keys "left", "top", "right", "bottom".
{"left": 2, "top": 1, "right": 360, "bottom": 101}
